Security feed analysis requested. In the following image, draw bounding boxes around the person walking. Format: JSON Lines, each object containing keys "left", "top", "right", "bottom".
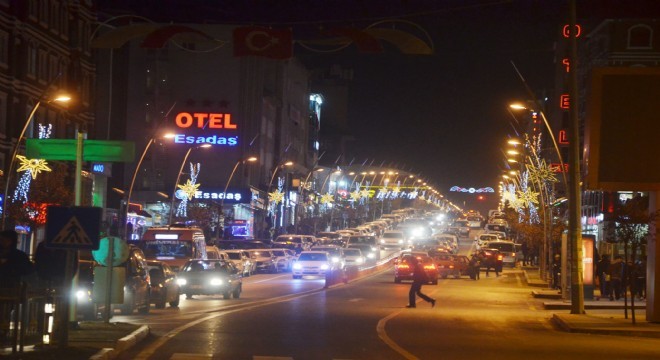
{"left": 468, "top": 254, "right": 480, "bottom": 280}
{"left": 0, "top": 230, "right": 35, "bottom": 289}
{"left": 406, "top": 257, "right": 436, "bottom": 308}
{"left": 608, "top": 255, "right": 624, "bottom": 300}
{"left": 596, "top": 254, "right": 611, "bottom": 300}
{"left": 521, "top": 241, "right": 529, "bottom": 266}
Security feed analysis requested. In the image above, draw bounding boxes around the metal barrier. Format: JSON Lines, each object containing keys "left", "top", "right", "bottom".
{"left": 0, "top": 284, "right": 62, "bottom": 354}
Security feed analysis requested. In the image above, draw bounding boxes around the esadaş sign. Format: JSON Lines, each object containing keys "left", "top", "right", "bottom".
{"left": 172, "top": 111, "right": 239, "bottom": 147}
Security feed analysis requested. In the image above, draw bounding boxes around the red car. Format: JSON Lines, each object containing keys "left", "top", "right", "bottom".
{"left": 394, "top": 253, "right": 438, "bottom": 285}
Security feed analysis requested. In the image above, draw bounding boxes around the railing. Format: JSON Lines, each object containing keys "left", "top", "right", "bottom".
{"left": 0, "top": 284, "right": 62, "bottom": 354}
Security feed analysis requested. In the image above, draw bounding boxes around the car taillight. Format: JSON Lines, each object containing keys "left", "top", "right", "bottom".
{"left": 424, "top": 264, "right": 436, "bottom": 270}
{"left": 449, "top": 265, "right": 454, "bottom": 269}
{"left": 497, "top": 255, "right": 503, "bottom": 261}
{"left": 397, "top": 264, "right": 409, "bottom": 269}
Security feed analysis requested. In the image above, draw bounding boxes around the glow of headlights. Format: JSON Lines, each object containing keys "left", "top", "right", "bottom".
{"left": 331, "top": 257, "right": 339, "bottom": 263}
{"left": 75, "top": 290, "right": 87, "bottom": 300}
{"left": 398, "top": 239, "right": 403, "bottom": 244}
{"left": 293, "top": 263, "right": 302, "bottom": 270}
{"left": 176, "top": 278, "right": 187, "bottom": 285}
{"left": 367, "top": 253, "right": 375, "bottom": 259}
{"left": 320, "top": 264, "right": 329, "bottom": 270}
{"left": 380, "top": 239, "right": 386, "bottom": 244}
{"left": 210, "top": 278, "right": 223, "bottom": 286}
{"left": 356, "top": 257, "right": 364, "bottom": 264}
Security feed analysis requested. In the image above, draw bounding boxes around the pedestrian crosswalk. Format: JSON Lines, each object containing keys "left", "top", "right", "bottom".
{"left": 169, "top": 354, "right": 354, "bottom": 360}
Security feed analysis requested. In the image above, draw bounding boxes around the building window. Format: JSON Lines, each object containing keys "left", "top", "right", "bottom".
{"left": 27, "top": 43, "right": 38, "bottom": 77}
{"left": 627, "top": 24, "right": 653, "bottom": 49}
{"left": 0, "top": 92, "right": 7, "bottom": 135}
{"left": 38, "top": 49, "right": 48, "bottom": 82}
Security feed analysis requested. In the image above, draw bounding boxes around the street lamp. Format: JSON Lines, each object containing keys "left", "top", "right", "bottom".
{"left": 2, "top": 91, "right": 71, "bottom": 229}
{"left": 168, "top": 144, "right": 212, "bottom": 225}
{"left": 221, "top": 156, "right": 258, "bottom": 211}
{"left": 268, "top": 161, "right": 294, "bottom": 192}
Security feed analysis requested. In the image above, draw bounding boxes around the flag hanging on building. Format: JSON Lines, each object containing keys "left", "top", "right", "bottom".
{"left": 233, "top": 26, "right": 293, "bottom": 59}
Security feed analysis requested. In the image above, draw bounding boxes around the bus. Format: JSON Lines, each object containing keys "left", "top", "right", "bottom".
{"left": 140, "top": 226, "right": 207, "bottom": 271}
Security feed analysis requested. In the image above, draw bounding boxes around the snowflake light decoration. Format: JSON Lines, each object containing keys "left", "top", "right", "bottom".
{"left": 16, "top": 155, "right": 51, "bottom": 179}
{"left": 176, "top": 163, "right": 200, "bottom": 218}
{"left": 320, "top": 193, "right": 334, "bottom": 204}
{"left": 177, "top": 179, "right": 200, "bottom": 201}
{"left": 360, "top": 189, "right": 370, "bottom": 199}
{"left": 269, "top": 189, "right": 284, "bottom": 204}
{"left": 350, "top": 190, "right": 361, "bottom": 201}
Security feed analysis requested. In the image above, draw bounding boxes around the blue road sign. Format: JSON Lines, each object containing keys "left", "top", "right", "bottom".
{"left": 46, "top": 206, "right": 102, "bottom": 250}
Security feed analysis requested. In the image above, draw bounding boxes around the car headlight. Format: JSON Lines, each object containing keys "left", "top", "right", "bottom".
{"left": 75, "top": 289, "right": 88, "bottom": 301}
{"left": 293, "top": 263, "right": 302, "bottom": 270}
{"left": 320, "top": 264, "right": 329, "bottom": 270}
{"left": 367, "top": 253, "right": 375, "bottom": 259}
{"left": 398, "top": 239, "right": 403, "bottom": 244}
{"left": 176, "top": 278, "right": 187, "bottom": 285}
{"left": 331, "top": 257, "right": 340, "bottom": 263}
{"left": 380, "top": 239, "right": 386, "bottom": 244}
{"left": 210, "top": 278, "right": 223, "bottom": 286}
{"left": 356, "top": 257, "right": 364, "bottom": 264}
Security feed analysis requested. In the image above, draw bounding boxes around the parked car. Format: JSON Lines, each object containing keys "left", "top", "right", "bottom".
{"left": 272, "top": 235, "right": 314, "bottom": 251}
{"left": 205, "top": 245, "right": 228, "bottom": 260}
{"left": 247, "top": 249, "right": 278, "bottom": 273}
{"left": 292, "top": 251, "right": 336, "bottom": 279}
{"left": 434, "top": 254, "right": 470, "bottom": 279}
{"left": 113, "top": 245, "right": 151, "bottom": 315}
{"left": 342, "top": 248, "right": 365, "bottom": 267}
{"left": 147, "top": 260, "right": 180, "bottom": 308}
{"left": 225, "top": 249, "right": 254, "bottom": 276}
{"left": 216, "top": 240, "right": 271, "bottom": 250}
{"left": 270, "top": 248, "right": 295, "bottom": 272}
{"left": 177, "top": 259, "right": 242, "bottom": 299}
{"left": 394, "top": 252, "right": 438, "bottom": 284}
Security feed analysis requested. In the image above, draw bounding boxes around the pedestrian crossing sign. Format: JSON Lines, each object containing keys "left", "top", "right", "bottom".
{"left": 46, "top": 206, "right": 101, "bottom": 250}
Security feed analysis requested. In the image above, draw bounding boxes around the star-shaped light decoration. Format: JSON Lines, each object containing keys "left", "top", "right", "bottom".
{"left": 516, "top": 188, "right": 539, "bottom": 206}
{"left": 177, "top": 179, "right": 200, "bottom": 201}
{"left": 360, "top": 189, "right": 370, "bottom": 199}
{"left": 320, "top": 193, "right": 334, "bottom": 204}
{"left": 391, "top": 186, "right": 401, "bottom": 195}
{"left": 350, "top": 190, "right": 361, "bottom": 201}
{"left": 268, "top": 189, "right": 284, "bottom": 204}
{"left": 16, "top": 155, "right": 51, "bottom": 179}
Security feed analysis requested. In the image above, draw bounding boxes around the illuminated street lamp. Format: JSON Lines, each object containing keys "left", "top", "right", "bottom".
{"left": 268, "top": 161, "right": 294, "bottom": 192}
{"left": 2, "top": 91, "right": 71, "bottom": 229}
{"left": 221, "top": 156, "right": 258, "bottom": 211}
{"left": 168, "top": 144, "right": 212, "bottom": 225}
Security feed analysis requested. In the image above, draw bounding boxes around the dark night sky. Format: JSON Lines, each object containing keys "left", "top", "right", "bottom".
{"left": 98, "top": 0, "right": 660, "bottom": 213}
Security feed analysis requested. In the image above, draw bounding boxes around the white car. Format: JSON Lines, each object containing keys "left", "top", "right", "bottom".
{"left": 380, "top": 230, "right": 405, "bottom": 248}
{"left": 247, "top": 249, "right": 278, "bottom": 273}
{"left": 224, "top": 250, "right": 253, "bottom": 276}
{"left": 270, "top": 248, "right": 296, "bottom": 272}
{"left": 342, "top": 248, "right": 365, "bottom": 267}
{"left": 292, "top": 251, "right": 335, "bottom": 279}
{"left": 311, "top": 245, "right": 346, "bottom": 268}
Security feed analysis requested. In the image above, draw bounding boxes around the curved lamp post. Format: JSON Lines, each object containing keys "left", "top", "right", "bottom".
{"left": 268, "top": 161, "right": 294, "bottom": 192}
{"left": 167, "top": 144, "right": 212, "bottom": 226}
{"left": 221, "top": 156, "right": 258, "bottom": 210}
{"left": 2, "top": 92, "right": 71, "bottom": 229}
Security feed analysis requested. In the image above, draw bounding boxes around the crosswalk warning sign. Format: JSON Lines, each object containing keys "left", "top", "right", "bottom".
{"left": 46, "top": 206, "right": 101, "bottom": 250}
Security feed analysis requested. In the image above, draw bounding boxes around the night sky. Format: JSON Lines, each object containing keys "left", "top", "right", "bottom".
{"left": 98, "top": 0, "right": 660, "bottom": 213}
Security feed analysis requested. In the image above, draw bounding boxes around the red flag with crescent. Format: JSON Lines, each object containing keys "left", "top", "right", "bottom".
{"left": 233, "top": 26, "right": 293, "bottom": 59}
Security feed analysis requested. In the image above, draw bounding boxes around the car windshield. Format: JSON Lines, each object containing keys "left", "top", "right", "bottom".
{"left": 343, "top": 249, "right": 361, "bottom": 256}
{"left": 276, "top": 237, "right": 302, "bottom": 243}
{"left": 313, "top": 248, "right": 340, "bottom": 256}
{"left": 298, "top": 253, "right": 328, "bottom": 261}
{"left": 383, "top": 232, "right": 402, "bottom": 238}
{"left": 252, "top": 251, "right": 272, "bottom": 257}
{"left": 142, "top": 241, "right": 192, "bottom": 257}
{"left": 348, "top": 236, "right": 375, "bottom": 244}
{"left": 402, "top": 255, "right": 433, "bottom": 264}
{"left": 272, "top": 250, "right": 285, "bottom": 256}
{"left": 348, "top": 245, "right": 370, "bottom": 252}
{"left": 487, "top": 243, "right": 515, "bottom": 252}
{"left": 183, "top": 260, "right": 231, "bottom": 273}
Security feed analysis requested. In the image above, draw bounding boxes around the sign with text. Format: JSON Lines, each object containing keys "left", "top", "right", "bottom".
{"left": 171, "top": 111, "right": 239, "bottom": 147}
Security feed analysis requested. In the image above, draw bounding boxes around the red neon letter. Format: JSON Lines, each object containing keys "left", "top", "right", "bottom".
{"left": 562, "top": 58, "right": 570, "bottom": 72}
{"left": 193, "top": 113, "right": 208, "bottom": 128}
{"left": 175, "top": 112, "right": 193, "bottom": 128}
{"left": 560, "top": 94, "right": 570, "bottom": 109}
{"left": 559, "top": 130, "right": 568, "bottom": 144}
{"left": 208, "top": 113, "right": 223, "bottom": 128}
{"left": 562, "top": 24, "right": 581, "bottom": 38}
{"left": 224, "top": 114, "right": 237, "bottom": 129}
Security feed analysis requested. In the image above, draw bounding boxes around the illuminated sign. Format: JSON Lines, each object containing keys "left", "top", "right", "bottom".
{"left": 560, "top": 94, "right": 570, "bottom": 109}
{"left": 550, "top": 163, "right": 569, "bottom": 173}
{"left": 558, "top": 130, "right": 569, "bottom": 144}
{"left": 449, "top": 186, "right": 495, "bottom": 193}
{"left": 91, "top": 163, "right": 112, "bottom": 176}
{"left": 193, "top": 188, "right": 252, "bottom": 203}
{"left": 173, "top": 111, "right": 239, "bottom": 147}
{"left": 562, "top": 24, "right": 581, "bottom": 38}
{"left": 562, "top": 58, "right": 570, "bottom": 73}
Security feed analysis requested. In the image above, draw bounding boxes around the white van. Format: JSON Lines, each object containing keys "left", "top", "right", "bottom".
{"left": 205, "top": 245, "right": 228, "bottom": 260}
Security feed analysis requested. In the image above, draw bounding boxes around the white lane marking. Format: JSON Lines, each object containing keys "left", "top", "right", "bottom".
{"left": 253, "top": 357, "right": 294, "bottom": 360}
{"left": 376, "top": 310, "right": 420, "bottom": 360}
{"left": 348, "top": 298, "right": 363, "bottom": 302}
{"left": 249, "top": 274, "right": 290, "bottom": 284}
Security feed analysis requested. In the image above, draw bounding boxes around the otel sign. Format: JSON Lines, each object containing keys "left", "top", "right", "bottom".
{"left": 172, "top": 111, "right": 239, "bottom": 146}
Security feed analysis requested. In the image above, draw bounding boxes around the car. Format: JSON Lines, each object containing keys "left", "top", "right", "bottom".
{"left": 224, "top": 249, "right": 254, "bottom": 276}
{"left": 476, "top": 233, "right": 499, "bottom": 248}
{"left": 434, "top": 254, "right": 470, "bottom": 279}
{"left": 270, "top": 248, "right": 296, "bottom": 272}
{"left": 247, "top": 249, "right": 278, "bottom": 273}
{"left": 453, "top": 220, "right": 470, "bottom": 237}
{"left": 484, "top": 223, "right": 508, "bottom": 234}
{"left": 380, "top": 230, "right": 406, "bottom": 248}
{"left": 177, "top": 259, "right": 242, "bottom": 299}
{"left": 346, "top": 244, "right": 379, "bottom": 263}
{"left": 394, "top": 253, "right": 438, "bottom": 285}
{"left": 272, "top": 235, "right": 314, "bottom": 251}
{"left": 475, "top": 248, "right": 504, "bottom": 272}
{"left": 215, "top": 240, "right": 272, "bottom": 250}
{"left": 147, "top": 260, "right": 181, "bottom": 308}
{"left": 291, "top": 251, "right": 335, "bottom": 279}
{"left": 113, "top": 245, "right": 151, "bottom": 315}
{"left": 205, "top": 245, "right": 228, "bottom": 260}
{"left": 412, "top": 238, "right": 452, "bottom": 256}
{"left": 342, "top": 248, "right": 365, "bottom": 267}
{"left": 311, "top": 245, "right": 346, "bottom": 268}
{"left": 315, "top": 232, "right": 344, "bottom": 246}
{"left": 481, "top": 240, "right": 517, "bottom": 267}
{"left": 75, "top": 259, "right": 99, "bottom": 320}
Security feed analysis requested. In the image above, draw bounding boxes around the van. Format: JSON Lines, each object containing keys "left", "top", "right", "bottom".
{"left": 205, "top": 245, "right": 228, "bottom": 260}
{"left": 141, "top": 226, "right": 207, "bottom": 271}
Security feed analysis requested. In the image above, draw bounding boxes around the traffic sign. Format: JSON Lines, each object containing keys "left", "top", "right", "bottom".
{"left": 92, "top": 237, "right": 129, "bottom": 266}
{"left": 46, "top": 206, "right": 102, "bottom": 250}
{"left": 26, "top": 139, "right": 135, "bottom": 162}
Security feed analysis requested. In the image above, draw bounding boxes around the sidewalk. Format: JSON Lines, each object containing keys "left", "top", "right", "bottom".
{"left": 1, "top": 321, "right": 149, "bottom": 360}
{"left": 523, "top": 267, "right": 660, "bottom": 338}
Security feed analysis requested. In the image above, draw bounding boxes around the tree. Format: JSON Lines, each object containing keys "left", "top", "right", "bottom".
{"left": 604, "top": 194, "right": 657, "bottom": 324}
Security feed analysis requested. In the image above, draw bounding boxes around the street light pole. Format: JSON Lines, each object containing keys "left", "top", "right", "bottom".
{"left": 221, "top": 156, "right": 258, "bottom": 212}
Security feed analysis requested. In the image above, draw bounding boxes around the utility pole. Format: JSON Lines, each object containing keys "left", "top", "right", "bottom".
{"left": 568, "top": 0, "right": 585, "bottom": 314}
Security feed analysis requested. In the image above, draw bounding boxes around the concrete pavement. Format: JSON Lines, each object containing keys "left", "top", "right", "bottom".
{"left": 523, "top": 267, "right": 660, "bottom": 338}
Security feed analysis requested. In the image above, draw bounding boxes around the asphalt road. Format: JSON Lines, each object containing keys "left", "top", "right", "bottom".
{"left": 115, "top": 233, "right": 660, "bottom": 360}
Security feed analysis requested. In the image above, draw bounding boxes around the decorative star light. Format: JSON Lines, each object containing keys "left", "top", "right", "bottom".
{"left": 16, "top": 155, "right": 51, "bottom": 179}
{"left": 268, "top": 189, "right": 284, "bottom": 204}
{"left": 360, "top": 189, "right": 370, "bottom": 199}
{"left": 391, "top": 186, "right": 401, "bottom": 195}
{"left": 177, "top": 179, "right": 200, "bottom": 201}
{"left": 350, "top": 190, "right": 361, "bottom": 201}
{"left": 320, "top": 193, "right": 334, "bottom": 204}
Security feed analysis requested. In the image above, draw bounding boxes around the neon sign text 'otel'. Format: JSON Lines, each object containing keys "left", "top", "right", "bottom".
{"left": 172, "top": 112, "right": 239, "bottom": 146}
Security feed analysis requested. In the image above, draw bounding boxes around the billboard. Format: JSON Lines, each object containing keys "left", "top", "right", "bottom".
{"left": 587, "top": 67, "right": 660, "bottom": 190}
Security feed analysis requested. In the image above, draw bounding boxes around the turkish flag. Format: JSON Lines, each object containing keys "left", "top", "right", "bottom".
{"left": 233, "top": 26, "right": 293, "bottom": 59}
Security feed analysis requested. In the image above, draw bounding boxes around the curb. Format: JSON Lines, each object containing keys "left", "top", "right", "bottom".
{"left": 550, "top": 314, "right": 660, "bottom": 338}
{"left": 89, "top": 325, "right": 150, "bottom": 360}
{"left": 544, "top": 302, "right": 646, "bottom": 310}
